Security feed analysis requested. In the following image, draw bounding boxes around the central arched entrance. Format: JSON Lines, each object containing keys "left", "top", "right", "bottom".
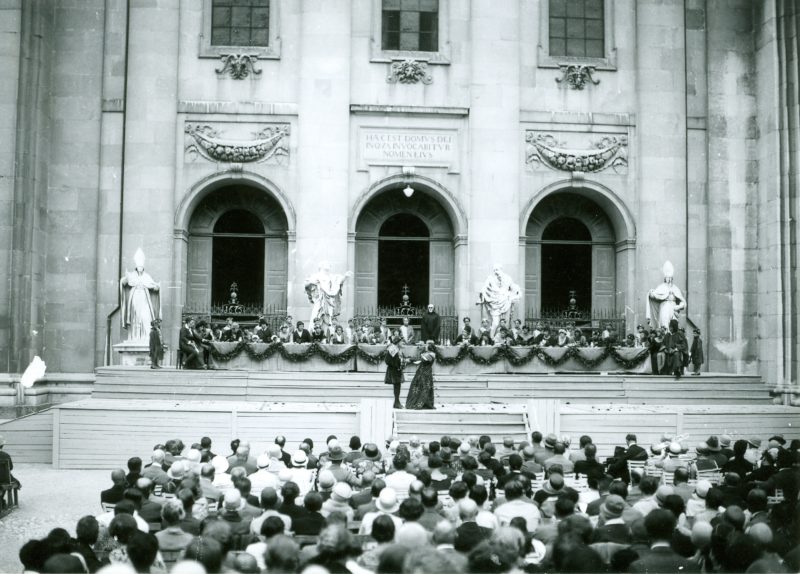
{"left": 354, "top": 187, "right": 454, "bottom": 312}
{"left": 186, "top": 185, "right": 289, "bottom": 312}
{"left": 525, "top": 192, "right": 616, "bottom": 317}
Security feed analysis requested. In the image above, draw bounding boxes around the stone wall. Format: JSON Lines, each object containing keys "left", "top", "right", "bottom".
{"left": 0, "top": 0, "right": 795, "bottom": 385}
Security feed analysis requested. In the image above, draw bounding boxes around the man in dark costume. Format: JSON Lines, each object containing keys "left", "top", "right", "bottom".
{"left": 384, "top": 337, "right": 405, "bottom": 409}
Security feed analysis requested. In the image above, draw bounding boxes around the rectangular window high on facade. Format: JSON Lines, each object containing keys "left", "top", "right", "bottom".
{"left": 549, "top": 0, "right": 604, "bottom": 58}
{"left": 211, "top": 0, "right": 270, "bottom": 47}
{"left": 382, "top": 0, "right": 439, "bottom": 52}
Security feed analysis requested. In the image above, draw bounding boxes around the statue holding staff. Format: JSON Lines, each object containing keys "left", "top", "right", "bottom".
{"left": 646, "top": 261, "right": 686, "bottom": 329}
{"left": 120, "top": 248, "right": 161, "bottom": 342}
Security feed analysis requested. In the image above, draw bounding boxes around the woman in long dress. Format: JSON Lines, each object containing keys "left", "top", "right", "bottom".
{"left": 406, "top": 340, "right": 436, "bottom": 410}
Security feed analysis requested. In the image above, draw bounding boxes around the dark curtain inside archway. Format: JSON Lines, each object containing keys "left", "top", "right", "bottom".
{"left": 540, "top": 217, "right": 592, "bottom": 311}
{"left": 378, "top": 213, "right": 430, "bottom": 308}
{"left": 211, "top": 209, "right": 265, "bottom": 305}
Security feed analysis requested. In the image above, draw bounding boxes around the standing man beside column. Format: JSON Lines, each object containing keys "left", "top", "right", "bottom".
{"left": 421, "top": 303, "right": 441, "bottom": 344}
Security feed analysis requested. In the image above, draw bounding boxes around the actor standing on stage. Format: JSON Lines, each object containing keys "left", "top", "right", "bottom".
{"left": 384, "top": 337, "right": 405, "bottom": 409}
{"left": 406, "top": 340, "right": 436, "bottom": 410}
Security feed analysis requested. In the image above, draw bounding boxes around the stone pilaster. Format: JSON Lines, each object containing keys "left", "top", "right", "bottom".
{"left": 468, "top": 0, "right": 521, "bottom": 320}
{"left": 294, "top": 0, "right": 352, "bottom": 320}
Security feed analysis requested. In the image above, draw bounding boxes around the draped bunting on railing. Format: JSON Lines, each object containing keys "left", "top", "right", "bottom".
{"left": 209, "top": 342, "right": 649, "bottom": 370}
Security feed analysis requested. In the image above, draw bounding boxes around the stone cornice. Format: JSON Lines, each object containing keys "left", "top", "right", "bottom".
{"left": 350, "top": 104, "right": 469, "bottom": 116}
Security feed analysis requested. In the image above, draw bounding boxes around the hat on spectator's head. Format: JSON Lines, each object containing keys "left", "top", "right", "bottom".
{"left": 543, "top": 474, "right": 564, "bottom": 495}
{"left": 409, "top": 436, "right": 421, "bottom": 448}
{"left": 168, "top": 461, "right": 186, "bottom": 480}
{"left": 502, "top": 437, "right": 514, "bottom": 448}
{"left": 747, "top": 523, "right": 773, "bottom": 547}
{"left": 224, "top": 490, "right": 245, "bottom": 511}
{"left": 328, "top": 445, "right": 345, "bottom": 461}
{"left": 668, "top": 442, "right": 682, "bottom": 455}
{"left": 720, "top": 434, "right": 732, "bottom": 447}
{"left": 318, "top": 470, "right": 336, "bottom": 489}
{"left": 768, "top": 440, "right": 782, "bottom": 450}
{"left": 459, "top": 442, "right": 471, "bottom": 455}
{"left": 363, "top": 443, "right": 381, "bottom": 460}
{"left": 186, "top": 449, "right": 202, "bottom": 464}
{"left": 278, "top": 468, "right": 292, "bottom": 484}
{"left": 522, "top": 446, "right": 535, "bottom": 460}
{"left": 694, "top": 480, "right": 712, "bottom": 499}
{"left": 332, "top": 482, "right": 352, "bottom": 501}
{"left": 377, "top": 488, "right": 400, "bottom": 513}
{"left": 212, "top": 455, "right": 229, "bottom": 473}
{"left": 601, "top": 495, "right": 625, "bottom": 520}
{"left": 544, "top": 433, "right": 558, "bottom": 448}
{"left": 656, "top": 485, "right": 674, "bottom": 505}
{"left": 691, "top": 522, "right": 713, "bottom": 548}
{"left": 706, "top": 436, "right": 721, "bottom": 452}
{"left": 291, "top": 450, "right": 308, "bottom": 468}
{"left": 768, "top": 434, "right": 786, "bottom": 445}
{"left": 695, "top": 442, "right": 710, "bottom": 455}
{"left": 256, "top": 454, "right": 270, "bottom": 469}
{"left": 388, "top": 440, "right": 400, "bottom": 453}
{"left": 267, "top": 444, "right": 282, "bottom": 459}
{"left": 747, "top": 437, "right": 762, "bottom": 448}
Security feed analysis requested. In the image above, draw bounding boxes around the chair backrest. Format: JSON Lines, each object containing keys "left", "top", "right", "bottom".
{"left": 160, "top": 549, "right": 182, "bottom": 568}
{"left": 101, "top": 502, "right": 116, "bottom": 513}
{"left": 695, "top": 469, "right": 722, "bottom": 485}
{"left": 0, "top": 459, "right": 11, "bottom": 484}
{"left": 295, "top": 535, "right": 319, "bottom": 548}
{"left": 148, "top": 522, "right": 162, "bottom": 534}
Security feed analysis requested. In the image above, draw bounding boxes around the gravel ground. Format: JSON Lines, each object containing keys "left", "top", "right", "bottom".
{"left": 0, "top": 464, "right": 109, "bottom": 573}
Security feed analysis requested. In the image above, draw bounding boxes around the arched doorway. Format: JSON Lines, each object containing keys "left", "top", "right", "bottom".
{"left": 378, "top": 213, "right": 430, "bottom": 307}
{"left": 525, "top": 192, "right": 616, "bottom": 316}
{"left": 354, "top": 188, "right": 454, "bottom": 312}
{"left": 186, "top": 185, "right": 288, "bottom": 312}
{"left": 540, "top": 217, "right": 593, "bottom": 311}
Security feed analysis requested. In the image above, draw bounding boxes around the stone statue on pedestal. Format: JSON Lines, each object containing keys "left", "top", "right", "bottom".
{"left": 478, "top": 264, "right": 521, "bottom": 337}
{"left": 304, "top": 262, "right": 351, "bottom": 329}
{"left": 120, "top": 248, "right": 161, "bottom": 342}
{"left": 646, "top": 261, "right": 686, "bottom": 329}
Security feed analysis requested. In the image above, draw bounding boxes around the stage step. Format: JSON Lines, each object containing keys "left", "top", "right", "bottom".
{"left": 92, "top": 367, "right": 774, "bottom": 405}
{"left": 394, "top": 405, "right": 529, "bottom": 445}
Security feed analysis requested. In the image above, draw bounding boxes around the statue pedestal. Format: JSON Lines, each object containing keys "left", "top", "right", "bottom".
{"left": 114, "top": 341, "right": 153, "bottom": 367}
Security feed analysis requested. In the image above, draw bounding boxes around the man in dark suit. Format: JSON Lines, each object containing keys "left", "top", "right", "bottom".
{"left": 454, "top": 499, "right": 490, "bottom": 552}
{"left": 293, "top": 492, "right": 325, "bottom": 536}
{"left": 420, "top": 303, "right": 441, "bottom": 343}
{"left": 291, "top": 321, "right": 312, "bottom": 343}
{"left": 498, "top": 454, "right": 525, "bottom": 488}
{"left": 179, "top": 318, "right": 205, "bottom": 369}
{"left": 629, "top": 509, "right": 698, "bottom": 572}
{"left": 574, "top": 444, "right": 605, "bottom": 480}
{"left": 101, "top": 469, "right": 127, "bottom": 504}
{"left": 609, "top": 433, "right": 648, "bottom": 481}
{"left": 256, "top": 318, "right": 274, "bottom": 343}
{"left": 355, "top": 478, "right": 385, "bottom": 519}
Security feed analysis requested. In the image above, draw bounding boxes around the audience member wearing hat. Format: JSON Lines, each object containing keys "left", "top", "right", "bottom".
{"left": 248, "top": 455, "right": 280, "bottom": 494}
{"left": 284, "top": 451, "right": 314, "bottom": 496}
{"left": 705, "top": 436, "right": 728, "bottom": 468}
{"left": 593, "top": 495, "right": 631, "bottom": 544}
{"left": 359, "top": 488, "right": 403, "bottom": 535}
{"left": 533, "top": 433, "right": 558, "bottom": 466}
{"left": 321, "top": 482, "right": 355, "bottom": 523}
{"left": 326, "top": 445, "right": 362, "bottom": 489}
{"left": 218, "top": 490, "right": 253, "bottom": 536}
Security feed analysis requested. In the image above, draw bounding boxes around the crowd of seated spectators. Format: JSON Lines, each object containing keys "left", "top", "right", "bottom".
{"left": 198, "top": 314, "right": 649, "bottom": 350}
{"left": 20, "top": 430, "right": 799, "bottom": 573}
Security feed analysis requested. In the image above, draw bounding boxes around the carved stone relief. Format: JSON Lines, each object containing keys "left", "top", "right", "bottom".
{"left": 525, "top": 132, "right": 628, "bottom": 174}
{"left": 185, "top": 123, "right": 290, "bottom": 165}
{"left": 215, "top": 54, "right": 262, "bottom": 79}
{"left": 556, "top": 64, "right": 599, "bottom": 90}
{"left": 386, "top": 59, "right": 433, "bottom": 84}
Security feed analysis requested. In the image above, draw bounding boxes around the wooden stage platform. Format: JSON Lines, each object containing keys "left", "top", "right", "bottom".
{"left": 1, "top": 397, "right": 797, "bottom": 469}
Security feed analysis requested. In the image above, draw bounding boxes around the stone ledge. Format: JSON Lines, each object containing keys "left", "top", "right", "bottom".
{"left": 178, "top": 100, "right": 299, "bottom": 116}
{"left": 350, "top": 104, "right": 469, "bottom": 116}
{"left": 520, "top": 110, "right": 635, "bottom": 126}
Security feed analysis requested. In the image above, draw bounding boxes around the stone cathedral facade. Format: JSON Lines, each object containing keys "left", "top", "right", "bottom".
{"left": 0, "top": 0, "right": 797, "bottom": 390}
